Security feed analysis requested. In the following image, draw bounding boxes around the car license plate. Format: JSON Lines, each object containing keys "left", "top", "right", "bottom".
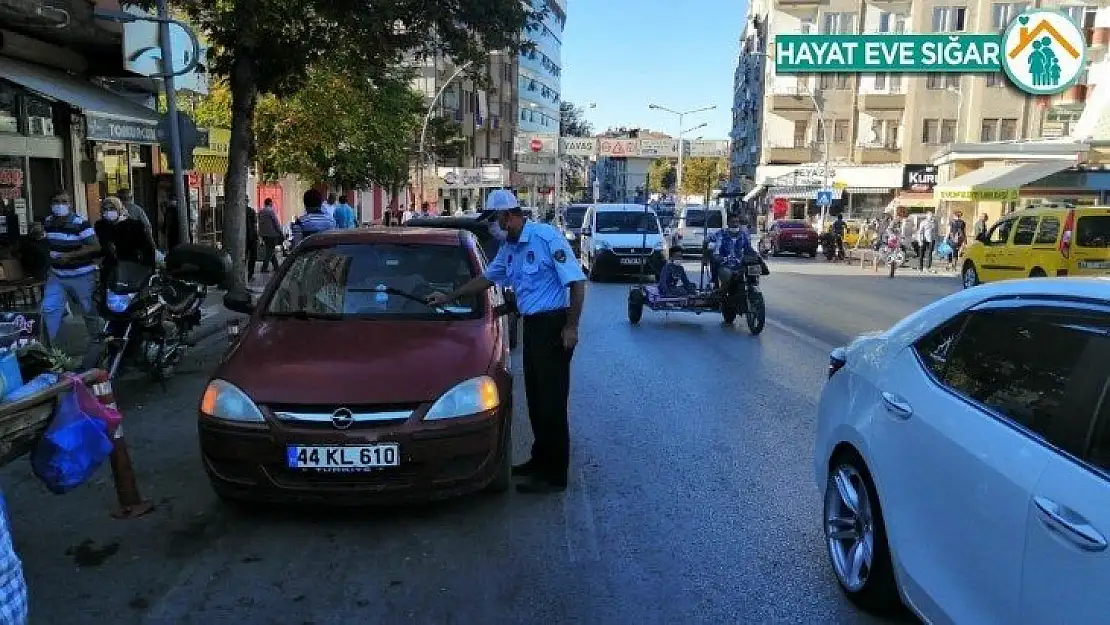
{"left": 620, "top": 257, "right": 641, "bottom": 265}
{"left": 286, "top": 444, "right": 400, "bottom": 471}
{"left": 1079, "top": 260, "right": 1110, "bottom": 270}
{"left": 746, "top": 264, "right": 762, "bottom": 276}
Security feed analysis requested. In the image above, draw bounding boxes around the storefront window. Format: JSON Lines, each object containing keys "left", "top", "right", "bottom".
{"left": 24, "top": 95, "right": 55, "bottom": 137}
{"left": 98, "top": 144, "right": 131, "bottom": 197}
{"left": 0, "top": 83, "right": 19, "bottom": 134}
{"left": 0, "top": 157, "right": 28, "bottom": 244}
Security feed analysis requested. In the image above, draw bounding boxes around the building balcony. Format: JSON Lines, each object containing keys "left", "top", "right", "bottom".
{"left": 859, "top": 92, "right": 906, "bottom": 110}
{"left": 1053, "top": 84, "right": 1088, "bottom": 106}
{"left": 857, "top": 144, "right": 902, "bottom": 164}
{"left": 765, "top": 143, "right": 821, "bottom": 163}
{"left": 770, "top": 91, "right": 815, "bottom": 112}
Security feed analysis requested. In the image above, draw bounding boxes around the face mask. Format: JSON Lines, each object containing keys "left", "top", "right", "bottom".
{"left": 103, "top": 210, "right": 119, "bottom": 222}
{"left": 489, "top": 221, "right": 508, "bottom": 242}
{"left": 51, "top": 203, "right": 70, "bottom": 216}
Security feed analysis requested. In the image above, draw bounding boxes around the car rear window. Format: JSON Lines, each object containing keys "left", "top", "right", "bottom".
{"left": 264, "top": 243, "right": 480, "bottom": 319}
{"left": 1076, "top": 215, "right": 1110, "bottom": 248}
{"left": 683, "top": 210, "right": 723, "bottom": 228}
{"left": 565, "top": 207, "right": 587, "bottom": 228}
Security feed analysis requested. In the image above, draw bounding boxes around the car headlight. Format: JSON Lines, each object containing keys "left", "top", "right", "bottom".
{"left": 200, "top": 379, "right": 265, "bottom": 423}
{"left": 564, "top": 231, "right": 574, "bottom": 240}
{"left": 594, "top": 239, "right": 611, "bottom": 250}
{"left": 424, "top": 376, "right": 500, "bottom": 420}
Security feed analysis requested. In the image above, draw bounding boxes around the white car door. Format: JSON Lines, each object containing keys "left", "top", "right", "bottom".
{"left": 869, "top": 309, "right": 1058, "bottom": 624}
{"left": 1019, "top": 309, "right": 1110, "bottom": 624}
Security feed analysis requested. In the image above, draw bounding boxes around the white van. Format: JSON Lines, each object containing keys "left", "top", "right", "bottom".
{"left": 579, "top": 203, "right": 667, "bottom": 280}
{"left": 674, "top": 204, "right": 727, "bottom": 256}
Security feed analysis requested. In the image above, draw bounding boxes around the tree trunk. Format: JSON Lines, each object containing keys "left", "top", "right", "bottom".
{"left": 223, "top": 52, "right": 258, "bottom": 297}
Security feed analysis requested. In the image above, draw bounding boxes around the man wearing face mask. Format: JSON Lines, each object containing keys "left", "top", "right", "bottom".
{"left": 713, "top": 214, "right": 759, "bottom": 290}
{"left": 427, "top": 189, "right": 586, "bottom": 494}
{"left": 42, "top": 191, "right": 101, "bottom": 344}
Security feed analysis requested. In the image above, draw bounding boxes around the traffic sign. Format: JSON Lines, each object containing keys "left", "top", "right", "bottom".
{"left": 529, "top": 138, "right": 543, "bottom": 152}
{"left": 816, "top": 189, "right": 833, "bottom": 207}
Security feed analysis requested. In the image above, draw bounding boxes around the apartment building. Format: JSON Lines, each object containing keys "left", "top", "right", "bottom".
{"left": 729, "top": 14, "right": 769, "bottom": 193}
{"left": 411, "top": 51, "right": 518, "bottom": 213}
{"left": 745, "top": 0, "right": 1110, "bottom": 220}
{"left": 513, "top": 0, "right": 566, "bottom": 198}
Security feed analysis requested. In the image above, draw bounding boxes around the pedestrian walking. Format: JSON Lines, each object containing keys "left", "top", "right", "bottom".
{"left": 322, "top": 193, "right": 338, "bottom": 221}
{"left": 245, "top": 197, "right": 259, "bottom": 282}
{"left": 427, "top": 189, "right": 586, "bottom": 494}
{"left": 946, "top": 211, "right": 967, "bottom": 268}
{"left": 917, "top": 211, "right": 937, "bottom": 271}
{"left": 290, "top": 189, "right": 337, "bottom": 246}
{"left": 116, "top": 188, "right": 155, "bottom": 244}
{"left": 257, "top": 198, "right": 284, "bottom": 273}
{"left": 41, "top": 191, "right": 101, "bottom": 345}
{"left": 333, "top": 195, "right": 357, "bottom": 229}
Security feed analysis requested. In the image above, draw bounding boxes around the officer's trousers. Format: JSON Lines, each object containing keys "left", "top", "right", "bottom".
{"left": 522, "top": 308, "right": 575, "bottom": 485}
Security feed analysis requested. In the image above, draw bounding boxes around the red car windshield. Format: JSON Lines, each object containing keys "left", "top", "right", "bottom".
{"left": 264, "top": 243, "right": 481, "bottom": 319}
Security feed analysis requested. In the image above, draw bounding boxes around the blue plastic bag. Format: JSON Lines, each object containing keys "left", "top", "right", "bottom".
{"left": 0, "top": 350, "right": 21, "bottom": 399}
{"left": 4, "top": 373, "right": 60, "bottom": 403}
{"left": 30, "top": 384, "right": 114, "bottom": 495}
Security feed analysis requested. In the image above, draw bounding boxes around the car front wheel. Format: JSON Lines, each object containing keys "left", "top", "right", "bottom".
{"left": 823, "top": 453, "right": 901, "bottom": 614}
{"left": 961, "top": 261, "right": 980, "bottom": 289}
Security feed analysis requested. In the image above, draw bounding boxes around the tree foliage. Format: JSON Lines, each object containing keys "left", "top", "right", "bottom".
{"left": 680, "top": 157, "right": 729, "bottom": 198}
{"left": 253, "top": 64, "right": 422, "bottom": 191}
{"left": 132, "top": 0, "right": 535, "bottom": 293}
{"left": 647, "top": 159, "right": 676, "bottom": 194}
{"left": 559, "top": 101, "right": 593, "bottom": 138}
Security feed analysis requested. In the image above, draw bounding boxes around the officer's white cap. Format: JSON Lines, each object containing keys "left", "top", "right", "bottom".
{"left": 485, "top": 189, "right": 519, "bottom": 211}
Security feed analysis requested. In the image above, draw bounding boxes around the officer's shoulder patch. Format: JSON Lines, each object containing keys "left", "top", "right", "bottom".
{"left": 553, "top": 249, "right": 566, "bottom": 263}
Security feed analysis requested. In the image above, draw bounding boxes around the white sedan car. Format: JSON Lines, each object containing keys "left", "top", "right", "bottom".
{"left": 814, "top": 278, "right": 1110, "bottom": 624}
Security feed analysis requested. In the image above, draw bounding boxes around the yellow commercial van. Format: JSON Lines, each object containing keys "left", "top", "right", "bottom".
{"left": 961, "top": 205, "right": 1110, "bottom": 288}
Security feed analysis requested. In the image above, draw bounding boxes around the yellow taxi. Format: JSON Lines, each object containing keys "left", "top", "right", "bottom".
{"left": 961, "top": 205, "right": 1110, "bottom": 288}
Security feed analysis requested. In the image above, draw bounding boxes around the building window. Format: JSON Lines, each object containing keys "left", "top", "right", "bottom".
{"left": 884, "top": 120, "right": 900, "bottom": 147}
{"left": 794, "top": 120, "right": 809, "bottom": 147}
{"left": 981, "top": 118, "right": 998, "bottom": 141}
{"left": 0, "top": 83, "right": 19, "bottom": 134}
{"left": 834, "top": 119, "right": 850, "bottom": 143}
{"left": 926, "top": 74, "right": 960, "bottom": 90}
{"left": 932, "top": 7, "right": 967, "bottom": 31}
{"left": 878, "top": 11, "right": 891, "bottom": 32}
{"left": 800, "top": 18, "right": 814, "bottom": 34}
{"left": 24, "top": 96, "right": 54, "bottom": 137}
{"left": 822, "top": 12, "right": 857, "bottom": 34}
{"left": 891, "top": 74, "right": 903, "bottom": 91}
{"left": 992, "top": 3, "right": 1030, "bottom": 30}
{"left": 922, "top": 119, "right": 939, "bottom": 144}
{"left": 819, "top": 74, "right": 852, "bottom": 90}
{"left": 941, "top": 119, "right": 957, "bottom": 143}
{"left": 874, "top": 74, "right": 887, "bottom": 90}
{"left": 1000, "top": 118, "right": 1018, "bottom": 140}
{"left": 986, "top": 73, "right": 1007, "bottom": 88}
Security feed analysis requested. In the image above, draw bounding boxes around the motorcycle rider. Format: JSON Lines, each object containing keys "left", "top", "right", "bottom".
{"left": 712, "top": 214, "right": 758, "bottom": 290}
{"left": 94, "top": 197, "right": 156, "bottom": 294}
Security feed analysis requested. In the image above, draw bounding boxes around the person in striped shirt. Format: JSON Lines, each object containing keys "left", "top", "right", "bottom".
{"left": 290, "top": 189, "right": 336, "bottom": 246}
{"left": 41, "top": 191, "right": 101, "bottom": 343}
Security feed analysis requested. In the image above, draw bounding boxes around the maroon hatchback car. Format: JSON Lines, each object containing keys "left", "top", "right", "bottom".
{"left": 760, "top": 220, "right": 819, "bottom": 257}
{"left": 200, "top": 228, "right": 513, "bottom": 504}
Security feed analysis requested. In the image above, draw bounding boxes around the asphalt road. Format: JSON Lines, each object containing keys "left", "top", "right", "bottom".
{"left": 3, "top": 256, "right": 959, "bottom": 624}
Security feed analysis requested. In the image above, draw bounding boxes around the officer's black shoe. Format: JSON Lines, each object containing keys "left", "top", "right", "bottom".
{"left": 515, "top": 476, "right": 567, "bottom": 494}
{"left": 511, "top": 461, "right": 541, "bottom": 477}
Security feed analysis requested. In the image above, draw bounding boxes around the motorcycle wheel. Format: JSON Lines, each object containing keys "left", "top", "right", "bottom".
{"left": 745, "top": 292, "right": 766, "bottom": 335}
{"left": 628, "top": 289, "right": 644, "bottom": 324}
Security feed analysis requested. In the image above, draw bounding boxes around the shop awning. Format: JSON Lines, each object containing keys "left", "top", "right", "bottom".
{"left": 743, "top": 184, "right": 766, "bottom": 202}
{"left": 767, "top": 186, "right": 845, "bottom": 200}
{"left": 0, "top": 56, "right": 163, "bottom": 144}
{"left": 935, "top": 161, "right": 1075, "bottom": 202}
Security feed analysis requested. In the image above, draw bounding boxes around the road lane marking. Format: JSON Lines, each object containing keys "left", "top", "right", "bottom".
{"left": 764, "top": 317, "right": 836, "bottom": 355}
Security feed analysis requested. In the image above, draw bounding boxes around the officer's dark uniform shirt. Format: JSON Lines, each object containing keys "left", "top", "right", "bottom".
{"left": 483, "top": 221, "right": 585, "bottom": 314}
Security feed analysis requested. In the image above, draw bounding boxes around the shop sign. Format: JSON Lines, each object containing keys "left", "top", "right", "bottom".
{"left": 0, "top": 168, "right": 23, "bottom": 201}
{"left": 937, "top": 189, "right": 1019, "bottom": 202}
{"left": 437, "top": 166, "right": 506, "bottom": 188}
{"left": 902, "top": 164, "right": 938, "bottom": 192}
{"left": 86, "top": 114, "right": 163, "bottom": 144}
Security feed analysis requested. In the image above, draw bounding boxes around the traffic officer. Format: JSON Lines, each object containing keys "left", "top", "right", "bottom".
{"left": 428, "top": 190, "right": 586, "bottom": 494}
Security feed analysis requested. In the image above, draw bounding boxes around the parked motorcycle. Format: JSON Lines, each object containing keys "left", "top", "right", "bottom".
{"left": 880, "top": 232, "right": 906, "bottom": 278}
{"left": 719, "top": 253, "right": 767, "bottom": 334}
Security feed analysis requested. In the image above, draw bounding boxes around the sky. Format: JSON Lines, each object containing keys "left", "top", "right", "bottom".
{"left": 559, "top": 0, "right": 746, "bottom": 140}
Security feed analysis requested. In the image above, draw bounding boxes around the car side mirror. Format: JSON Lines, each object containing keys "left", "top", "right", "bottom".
{"left": 223, "top": 292, "right": 255, "bottom": 315}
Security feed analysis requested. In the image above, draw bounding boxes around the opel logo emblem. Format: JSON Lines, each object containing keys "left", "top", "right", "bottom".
{"left": 331, "top": 407, "right": 354, "bottom": 430}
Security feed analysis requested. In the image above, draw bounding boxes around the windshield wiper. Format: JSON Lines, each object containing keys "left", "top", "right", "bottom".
{"left": 265, "top": 310, "right": 343, "bottom": 320}
{"left": 348, "top": 287, "right": 468, "bottom": 318}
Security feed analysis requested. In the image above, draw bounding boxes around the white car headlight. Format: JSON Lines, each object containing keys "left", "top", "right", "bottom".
{"left": 425, "top": 376, "right": 500, "bottom": 420}
{"left": 200, "top": 379, "right": 265, "bottom": 423}
{"left": 564, "top": 231, "right": 574, "bottom": 240}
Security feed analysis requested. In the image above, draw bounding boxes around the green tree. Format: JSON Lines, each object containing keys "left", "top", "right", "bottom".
{"left": 140, "top": 0, "right": 533, "bottom": 294}
{"left": 558, "top": 101, "right": 594, "bottom": 194}
{"left": 680, "top": 157, "right": 729, "bottom": 200}
{"left": 647, "top": 158, "right": 676, "bottom": 193}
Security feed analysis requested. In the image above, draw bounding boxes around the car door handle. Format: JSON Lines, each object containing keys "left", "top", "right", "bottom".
{"left": 1034, "top": 496, "right": 1108, "bottom": 552}
{"left": 881, "top": 392, "right": 913, "bottom": 419}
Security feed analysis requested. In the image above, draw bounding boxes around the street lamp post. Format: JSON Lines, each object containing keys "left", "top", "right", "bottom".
{"left": 647, "top": 103, "right": 716, "bottom": 208}
{"left": 806, "top": 89, "right": 832, "bottom": 228}
{"left": 417, "top": 60, "right": 472, "bottom": 210}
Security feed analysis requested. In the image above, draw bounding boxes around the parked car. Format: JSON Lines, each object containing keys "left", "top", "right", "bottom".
{"left": 814, "top": 277, "right": 1110, "bottom": 623}
{"left": 205, "top": 227, "right": 514, "bottom": 504}
{"left": 961, "top": 205, "right": 1110, "bottom": 288}
{"left": 673, "top": 205, "right": 726, "bottom": 257}
{"left": 578, "top": 203, "right": 666, "bottom": 281}
{"left": 561, "top": 203, "right": 590, "bottom": 257}
{"left": 404, "top": 214, "right": 521, "bottom": 348}
{"left": 760, "top": 220, "right": 819, "bottom": 257}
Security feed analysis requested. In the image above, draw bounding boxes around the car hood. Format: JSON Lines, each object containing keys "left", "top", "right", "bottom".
{"left": 595, "top": 232, "right": 663, "bottom": 246}
{"left": 220, "top": 317, "right": 495, "bottom": 406}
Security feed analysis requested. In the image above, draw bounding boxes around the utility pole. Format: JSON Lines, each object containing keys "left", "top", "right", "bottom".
{"left": 156, "top": 0, "right": 190, "bottom": 247}
{"left": 648, "top": 103, "right": 715, "bottom": 209}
